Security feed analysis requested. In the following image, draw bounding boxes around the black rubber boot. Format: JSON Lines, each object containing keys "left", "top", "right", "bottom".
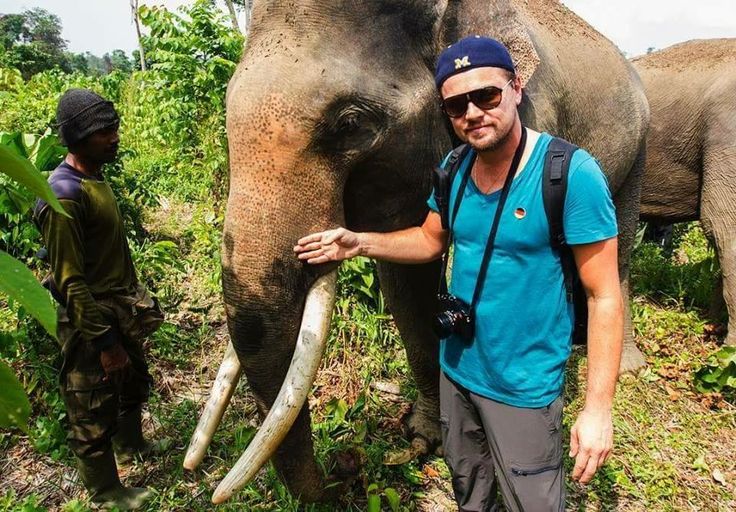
{"left": 113, "top": 405, "right": 170, "bottom": 465}
{"left": 77, "top": 448, "right": 152, "bottom": 510}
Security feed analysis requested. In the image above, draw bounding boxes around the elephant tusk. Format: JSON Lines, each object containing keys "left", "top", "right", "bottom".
{"left": 183, "top": 341, "right": 242, "bottom": 471}
{"left": 211, "top": 271, "right": 337, "bottom": 504}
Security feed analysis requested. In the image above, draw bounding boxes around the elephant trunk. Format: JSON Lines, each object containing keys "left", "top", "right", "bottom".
{"left": 212, "top": 271, "right": 337, "bottom": 504}
{"left": 205, "top": 62, "right": 346, "bottom": 502}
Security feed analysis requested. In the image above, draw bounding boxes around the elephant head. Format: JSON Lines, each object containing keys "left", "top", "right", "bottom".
{"left": 184, "top": 0, "right": 649, "bottom": 503}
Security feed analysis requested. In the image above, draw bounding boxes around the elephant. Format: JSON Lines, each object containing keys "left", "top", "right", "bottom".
{"left": 633, "top": 39, "right": 736, "bottom": 346}
{"left": 183, "top": 0, "right": 650, "bottom": 504}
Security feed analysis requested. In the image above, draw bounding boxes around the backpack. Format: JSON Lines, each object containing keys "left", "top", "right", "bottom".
{"left": 433, "top": 137, "right": 588, "bottom": 345}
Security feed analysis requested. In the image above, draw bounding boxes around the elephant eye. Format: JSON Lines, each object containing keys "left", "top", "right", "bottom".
{"left": 338, "top": 111, "right": 361, "bottom": 134}
{"left": 312, "top": 99, "right": 387, "bottom": 156}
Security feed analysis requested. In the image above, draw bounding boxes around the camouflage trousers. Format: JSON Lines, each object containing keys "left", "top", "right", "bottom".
{"left": 57, "top": 308, "right": 153, "bottom": 459}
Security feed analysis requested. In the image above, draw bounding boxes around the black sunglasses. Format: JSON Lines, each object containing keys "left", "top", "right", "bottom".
{"left": 441, "top": 79, "right": 513, "bottom": 118}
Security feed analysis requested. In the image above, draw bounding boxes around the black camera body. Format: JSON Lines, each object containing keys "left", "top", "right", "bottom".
{"left": 433, "top": 293, "right": 474, "bottom": 341}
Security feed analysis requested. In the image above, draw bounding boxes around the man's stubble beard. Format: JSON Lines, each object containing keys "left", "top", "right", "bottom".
{"left": 466, "top": 117, "right": 515, "bottom": 154}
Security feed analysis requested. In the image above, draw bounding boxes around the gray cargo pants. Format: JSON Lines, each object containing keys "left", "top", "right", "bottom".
{"left": 440, "top": 372, "right": 565, "bottom": 512}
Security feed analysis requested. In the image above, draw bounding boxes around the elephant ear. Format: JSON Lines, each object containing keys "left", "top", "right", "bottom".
{"left": 441, "top": 0, "right": 541, "bottom": 88}
{"left": 501, "top": 23, "right": 540, "bottom": 88}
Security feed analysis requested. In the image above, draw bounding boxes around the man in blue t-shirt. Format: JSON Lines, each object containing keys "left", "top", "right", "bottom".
{"left": 294, "top": 36, "right": 622, "bottom": 511}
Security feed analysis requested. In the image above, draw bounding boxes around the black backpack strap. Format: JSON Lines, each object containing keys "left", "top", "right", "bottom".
{"left": 446, "top": 144, "right": 470, "bottom": 228}
{"left": 435, "top": 143, "right": 471, "bottom": 295}
{"left": 434, "top": 144, "right": 470, "bottom": 230}
{"left": 542, "top": 137, "right": 578, "bottom": 302}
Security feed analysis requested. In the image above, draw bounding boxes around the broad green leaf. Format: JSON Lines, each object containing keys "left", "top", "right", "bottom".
{"left": 7, "top": 186, "right": 34, "bottom": 213}
{"left": 715, "top": 347, "right": 736, "bottom": 365}
{"left": 22, "top": 134, "right": 38, "bottom": 153}
{"left": 0, "top": 360, "right": 31, "bottom": 433}
{"left": 0, "top": 250, "right": 57, "bottom": 336}
{"left": 700, "top": 370, "right": 719, "bottom": 383}
{"left": 0, "top": 132, "right": 27, "bottom": 159}
{"left": 29, "top": 133, "right": 65, "bottom": 173}
{"left": 384, "top": 487, "right": 400, "bottom": 512}
{"left": 348, "top": 392, "right": 366, "bottom": 419}
{"left": 0, "top": 144, "right": 67, "bottom": 216}
{"left": 367, "top": 494, "right": 381, "bottom": 512}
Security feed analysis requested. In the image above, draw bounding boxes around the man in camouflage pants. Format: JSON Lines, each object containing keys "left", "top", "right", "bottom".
{"left": 34, "top": 89, "right": 163, "bottom": 510}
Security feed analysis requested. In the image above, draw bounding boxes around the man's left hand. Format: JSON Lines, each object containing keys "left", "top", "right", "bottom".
{"left": 569, "top": 407, "right": 613, "bottom": 484}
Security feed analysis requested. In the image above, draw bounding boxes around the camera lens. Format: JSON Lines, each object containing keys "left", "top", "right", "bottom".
{"left": 433, "top": 311, "right": 456, "bottom": 338}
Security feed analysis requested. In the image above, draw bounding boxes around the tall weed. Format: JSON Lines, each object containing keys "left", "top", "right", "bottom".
{"left": 632, "top": 223, "right": 720, "bottom": 313}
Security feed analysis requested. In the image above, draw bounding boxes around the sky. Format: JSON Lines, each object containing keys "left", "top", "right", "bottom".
{"left": 2, "top": 0, "right": 736, "bottom": 58}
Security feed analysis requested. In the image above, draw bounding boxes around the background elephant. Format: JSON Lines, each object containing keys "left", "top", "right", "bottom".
{"left": 186, "top": 0, "right": 649, "bottom": 503}
{"left": 633, "top": 39, "right": 736, "bottom": 346}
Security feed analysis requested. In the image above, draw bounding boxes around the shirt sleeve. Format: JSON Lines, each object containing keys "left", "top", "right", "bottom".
{"left": 427, "top": 189, "right": 439, "bottom": 212}
{"left": 39, "top": 199, "right": 116, "bottom": 350}
{"left": 562, "top": 151, "right": 618, "bottom": 245}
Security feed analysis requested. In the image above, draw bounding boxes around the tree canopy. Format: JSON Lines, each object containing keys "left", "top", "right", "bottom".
{"left": 0, "top": 8, "right": 134, "bottom": 79}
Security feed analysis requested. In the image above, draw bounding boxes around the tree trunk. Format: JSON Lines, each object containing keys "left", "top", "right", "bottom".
{"left": 130, "top": 0, "right": 146, "bottom": 71}
{"left": 243, "top": 0, "right": 253, "bottom": 37}
{"left": 224, "top": 0, "right": 242, "bottom": 34}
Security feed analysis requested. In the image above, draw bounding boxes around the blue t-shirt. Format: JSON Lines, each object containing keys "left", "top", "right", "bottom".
{"left": 428, "top": 132, "right": 617, "bottom": 408}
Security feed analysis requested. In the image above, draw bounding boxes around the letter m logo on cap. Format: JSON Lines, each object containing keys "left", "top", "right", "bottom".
{"left": 454, "top": 56, "right": 471, "bottom": 70}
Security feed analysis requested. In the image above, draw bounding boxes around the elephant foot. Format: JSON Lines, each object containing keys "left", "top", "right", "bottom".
{"left": 618, "top": 342, "right": 647, "bottom": 375}
{"left": 333, "top": 448, "right": 361, "bottom": 476}
{"left": 382, "top": 395, "right": 443, "bottom": 466}
{"left": 384, "top": 436, "right": 431, "bottom": 465}
{"left": 280, "top": 470, "right": 325, "bottom": 503}
{"left": 279, "top": 448, "right": 361, "bottom": 503}
{"left": 321, "top": 449, "right": 361, "bottom": 500}
{"left": 402, "top": 395, "right": 442, "bottom": 456}
{"left": 274, "top": 448, "right": 328, "bottom": 503}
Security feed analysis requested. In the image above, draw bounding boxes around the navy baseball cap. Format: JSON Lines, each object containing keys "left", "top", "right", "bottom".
{"left": 435, "top": 35, "right": 516, "bottom": 89}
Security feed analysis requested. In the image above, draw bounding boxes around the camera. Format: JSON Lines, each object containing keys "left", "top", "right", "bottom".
{"left": 433, "top": 293, "right": 474, "bottom": 341}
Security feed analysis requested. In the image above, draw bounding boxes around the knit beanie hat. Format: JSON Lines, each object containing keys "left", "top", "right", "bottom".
{"left": 56, "top": 89, "right": 120, "bottom": 146}
{"left": 435, "top": 35, "right": 516, "bottom": 89}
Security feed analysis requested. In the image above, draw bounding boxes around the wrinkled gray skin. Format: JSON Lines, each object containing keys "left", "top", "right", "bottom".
{"left": 634, "top": 39, "right": 736, "bottom": 346}
{"left": 221, "top": 0, "right": 649, "bottom": 500}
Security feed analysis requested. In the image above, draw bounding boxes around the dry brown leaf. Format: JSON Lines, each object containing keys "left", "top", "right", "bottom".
{"left": 423, "top": 465, "right": 440, "bottom": 479}
{"left": 665, "top": 385, "right": 682, "bottom": 401}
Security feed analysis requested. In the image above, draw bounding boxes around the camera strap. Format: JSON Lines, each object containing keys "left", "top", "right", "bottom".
{"left": 438, "top": 127, "right": 528, "bottom": 312}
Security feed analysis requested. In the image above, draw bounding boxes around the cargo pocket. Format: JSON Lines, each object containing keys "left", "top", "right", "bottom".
{"left": 505, "top": 398, "right": 565, "bottom": 511}
{"left": 510, "top": 460, "right": 562, "bottom": 477}
{"left": 508, "top": 459, "right": 564, "bottom": 512}
{"left": 505, "top": 397, "right": 563, "bottom": 475}
{"left": 63, "top": 385, "right": 119, "bottom": 457}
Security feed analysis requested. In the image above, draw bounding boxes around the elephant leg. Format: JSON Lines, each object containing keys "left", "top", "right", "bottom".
{"left": 701, "top": 129, "right": 736, "bottom": 346}
{"left": 376, "top": 260, "right": 442, "bottom": 452}
{"left": 613, "top": 145, "right": 647, "bottom": 373}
